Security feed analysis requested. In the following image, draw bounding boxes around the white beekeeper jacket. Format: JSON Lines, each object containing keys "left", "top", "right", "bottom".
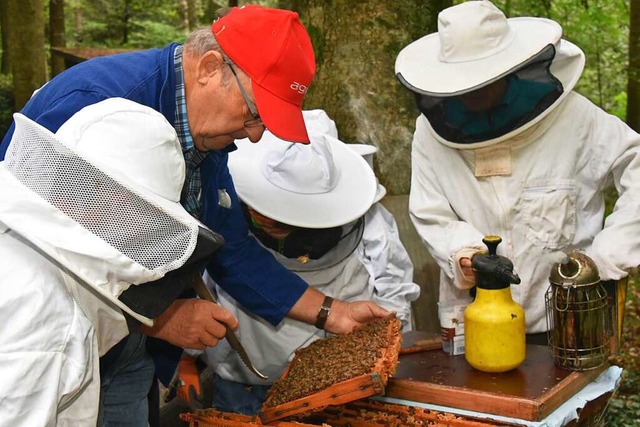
{"left": 410, "top": 91, "right": 640, "bottom": 333}
{"left": 205, "top": 216, "right": 420, "bottom": 385}
{"left": 0, "top": 99, "right": 202, "bottom": 425}
{"left": 357, "top": 203, "right": 419, "bottom": 328}
{"left": 0, "top": 223, "right": 99, "bottom": 426}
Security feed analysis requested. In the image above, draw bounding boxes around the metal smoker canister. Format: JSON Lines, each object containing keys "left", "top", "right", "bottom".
{"left": 545, "top": 252, "right": 610, "bottom": 370}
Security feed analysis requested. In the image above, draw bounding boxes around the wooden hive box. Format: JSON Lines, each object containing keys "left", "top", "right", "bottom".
{"left": 180, "top": 409, "right": 322, "bottom": 426}
{"left": 181, "top": 400, "right": 515, "bottom": 427}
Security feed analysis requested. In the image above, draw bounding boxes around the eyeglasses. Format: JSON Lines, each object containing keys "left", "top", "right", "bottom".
{"left": 226, "top": 62, "right": 264, "bottom": 129}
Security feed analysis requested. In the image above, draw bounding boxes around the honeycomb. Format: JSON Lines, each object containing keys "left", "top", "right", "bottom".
{"left": 263, "top": 316, "right": 402, "bottom": 408}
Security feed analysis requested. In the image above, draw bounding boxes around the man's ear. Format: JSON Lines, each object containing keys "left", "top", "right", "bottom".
{"left": 195, "top": 50, "right": 225, "bottom": 84}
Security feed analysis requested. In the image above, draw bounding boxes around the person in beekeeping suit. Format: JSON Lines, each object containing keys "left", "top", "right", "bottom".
{"left": 0, "top": 98, "right": 236, "bottom": 426}
{"left": 172, "top": 110, "right": 420, "bottom": 414}
{"left": 395, "top": 0, "right": 640, "bottom": 344}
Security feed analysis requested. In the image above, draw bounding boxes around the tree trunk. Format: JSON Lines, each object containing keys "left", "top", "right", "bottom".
{"left": 298, "top": 0, "right": 449, "bottom": 334}
{"left": 180, "top": 0, "right": 189, "bottom": 32}
{"left": 187, "top": 0, "right": 198, "bottom": 31}
{"left": 6, "top": 0, "right": 46, "bottom": 110}
{"left": 122, "top": 0, "right": 131, "bottom": 45}
{"left": 49, "top": 0, "right": 66, "bottom": 77}
{"left": 278, "top": 0, "right": 300, "bottom": 12}
{"left": 298, "top": 0, "right": 450, "bottom": 196}
{"left": 203, "top": 0, "right": 217, "bottom": 21}
{"left": 628, "top": 0, "right": 640, "bottom": 131}
{"left": 0, "top": 0, "right": 11, "bottom": 74}
{"left": 74, "top": 3, "right": 83, "bottom": 43}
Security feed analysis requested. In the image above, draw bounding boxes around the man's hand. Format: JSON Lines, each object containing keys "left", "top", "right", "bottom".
{"left": 287, "top": 287, "right": 392, "bottom": 335}
{"left": 459, "top": 257, "right": 475, "bottom": 281}
{"left": 140, "top": 298, "right": 238, "bottom": 349}
{"left": 323, "top": 300, "right": 392, "bottom": 335}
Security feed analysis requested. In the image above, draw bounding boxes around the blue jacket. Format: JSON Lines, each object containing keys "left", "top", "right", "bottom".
{"left": 0, "top": 43, "right": 307, "bottom": 327}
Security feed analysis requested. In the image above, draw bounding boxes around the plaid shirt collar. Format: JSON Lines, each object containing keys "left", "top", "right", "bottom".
{"left": 174, "top": 45, "right": 207, "bottom": 218}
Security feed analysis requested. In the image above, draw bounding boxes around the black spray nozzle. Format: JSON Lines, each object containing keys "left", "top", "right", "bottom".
{"left": 494, "top": 264, "right": 521, "bottom": 285}
{"left": 472, "top": 235, "right": 520, "bottom": 289}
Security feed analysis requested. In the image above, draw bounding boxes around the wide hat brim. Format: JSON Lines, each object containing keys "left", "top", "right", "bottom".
{"left": 395, "top": 17, "right": 563, "bottom": 95}
{"left": 229, "top": 133, "right": 377, "bottom": 228}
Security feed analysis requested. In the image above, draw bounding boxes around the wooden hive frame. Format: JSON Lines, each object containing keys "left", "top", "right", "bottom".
{"left": 259, "top": 316, "right": 402, "bottom": 423}
{"left": 180, "top": 409, "right": 321, "bottom": 426}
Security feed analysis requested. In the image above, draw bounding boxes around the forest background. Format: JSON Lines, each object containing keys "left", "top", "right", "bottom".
{"left": 0, "top": 0, "right": 638, "bottom": 425}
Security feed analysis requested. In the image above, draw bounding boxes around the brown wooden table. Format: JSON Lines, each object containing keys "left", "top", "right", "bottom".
{"left": 384, "top": 331, "right": 614, "bottom": 424}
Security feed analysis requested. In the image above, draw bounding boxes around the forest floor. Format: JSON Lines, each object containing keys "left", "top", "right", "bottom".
{"left": 605, "top": 276, "right": 640, "bottom": 426}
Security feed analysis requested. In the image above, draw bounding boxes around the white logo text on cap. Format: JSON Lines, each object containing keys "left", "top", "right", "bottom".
{"left": 290, "top": 82, "right": 308, "bottom": 94}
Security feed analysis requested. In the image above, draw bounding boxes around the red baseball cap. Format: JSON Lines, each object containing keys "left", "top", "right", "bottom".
{"left": 212, "top": 5, "right": 316, "bottom": 144}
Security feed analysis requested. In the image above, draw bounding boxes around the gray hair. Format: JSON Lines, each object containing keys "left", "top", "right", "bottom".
{"left": 183, "top": 27, "right": 235, "bottom": 84}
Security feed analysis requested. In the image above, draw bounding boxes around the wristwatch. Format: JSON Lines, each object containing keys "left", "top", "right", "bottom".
{"left": 315, "top": 295, "right": 334, "bottom": 329}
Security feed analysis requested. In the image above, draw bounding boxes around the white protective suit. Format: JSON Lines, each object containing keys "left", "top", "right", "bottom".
{"left": 398, "top": 1, "right": 640, "bottom": 335}
{"left": 0, "top": 99, "right": 204, "bottom": 425}
{"left": 410, "top": 90, "right": 640, "bottom": 333}
{"left": 206, "top": 215, "right": 420, "bottom": 384}
{"left": 358, "top": 203, "right": 418, "bottom": 328}
{"left": 0, "top": 224, "right": 99, "bottom": 426}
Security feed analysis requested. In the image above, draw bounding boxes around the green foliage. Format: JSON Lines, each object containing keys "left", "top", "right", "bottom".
{"left": 68, "top": 0, "right": 188, "bottom": 48}
{"left": 609, "top": 92, "right": 628, "bottom": 122}
{"left": 607, "top": 281, "right": 640, "bottom": 426}
{"left": 305, "top": 23, "right": 325, "bottom": 66}
{"left": 604, "top": 187, "right": 619, "bottom": 218}
{"left": 65, "top": 0, "right": 289, "bottom": 49}
{"left": 76, "top": 21, "right": 122, "bottom": 47}
{"left": 493, "top": 0, "right": 629, "bottom": 117}
{"left": 0, "top": 74, "right": 14, "bottom": 139}
{"left": 75, "top": 18, "right": 186, "bottom": 48}
{"left": 607, "top": 394, "right": 640, "bottom": 427}
{"left": 124, "top": 20, "right": 187, "bottom": 47}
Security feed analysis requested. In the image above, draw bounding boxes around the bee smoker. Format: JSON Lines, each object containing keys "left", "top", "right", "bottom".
{"left": 545, "top": 252, "right": 611, "bottom": 370}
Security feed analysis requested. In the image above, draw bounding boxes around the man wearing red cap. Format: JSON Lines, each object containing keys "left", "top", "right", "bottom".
{"left": 0, "top": 5, "right": 390, "bottom": 426}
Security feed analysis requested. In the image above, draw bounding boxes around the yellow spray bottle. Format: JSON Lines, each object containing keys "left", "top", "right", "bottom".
{"left": 464, "top": 235, "right": 526, "bottom": 372}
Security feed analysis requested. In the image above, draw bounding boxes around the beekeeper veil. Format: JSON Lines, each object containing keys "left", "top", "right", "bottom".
{"left": 395, "top": 0, "right": 585, "bottom": 148}
{"left": 0, "top": 98, "right": 224, "bottom": 330}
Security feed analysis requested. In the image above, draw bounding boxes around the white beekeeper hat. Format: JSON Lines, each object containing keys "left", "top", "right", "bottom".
{"left": 347, "top": 144, "right": 387, "bottom": 203}
{"left": 302, "top": 109, "right": 338, "bottom": 139}
{"left": 0, "top": 98, "right": 207, "bottom": 326}
{"left": 55, "top": 98, "right": 194, "bottom": 224}
{"left": 229, "top": 131, "right": 377, "bottom": 229}
{"left": 395, "top": 0, "right": 584, "bottom": 96}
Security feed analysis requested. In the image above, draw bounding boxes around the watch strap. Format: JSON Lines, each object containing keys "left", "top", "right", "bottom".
{"left": 314, "top": 296, "right": 334, "bottom": 329}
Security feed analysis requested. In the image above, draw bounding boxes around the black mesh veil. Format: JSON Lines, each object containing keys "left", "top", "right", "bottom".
{"left": 398, "top": 44, "right": 563, "bottom": 144}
